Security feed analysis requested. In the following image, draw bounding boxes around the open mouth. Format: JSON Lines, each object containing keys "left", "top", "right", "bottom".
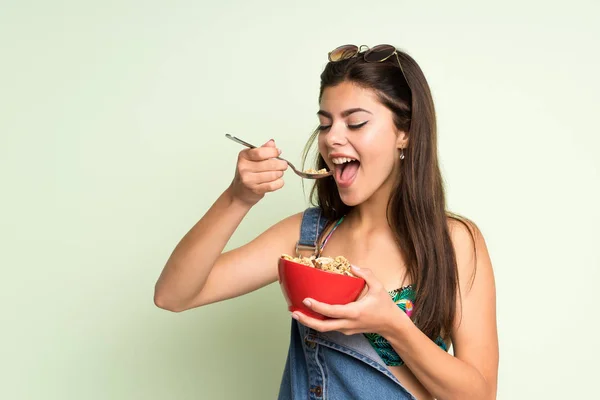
{"left": 332, "top": 157, "right": 360, "bottom": 188}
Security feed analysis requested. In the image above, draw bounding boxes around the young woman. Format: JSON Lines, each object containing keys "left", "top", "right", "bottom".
{"left": 154, "top": 44, "right": 499, "bottom": 400}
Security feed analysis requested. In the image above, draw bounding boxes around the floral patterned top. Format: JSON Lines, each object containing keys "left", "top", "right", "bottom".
{"left": 363, "top": 284, "right": 449, "bottom": 366}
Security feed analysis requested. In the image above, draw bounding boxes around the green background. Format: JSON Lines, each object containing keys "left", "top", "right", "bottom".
{"left": 2, "top": 1, "right": 598, "bottom": 399}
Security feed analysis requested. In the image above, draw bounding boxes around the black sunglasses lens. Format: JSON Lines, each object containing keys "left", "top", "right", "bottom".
{"left": 364, "top": 45, "right": 396, "bottom": 62}
{"left": 329, "top": 45, "right": 359, "bottom": 62}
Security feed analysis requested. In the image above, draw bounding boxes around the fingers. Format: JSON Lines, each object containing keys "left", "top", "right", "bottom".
{"left": 238, "top": 164, "right": 285, "bottom": 191}
{"left": 350, "top": 266, "right": 382, "bottom": 291}
{"left": 239, "top": 172, "right": 284, "bottom": 194}
{"left": 240, "top": 170, "right": 284, "bottom": 185}
{"left": 254, "top": 178, "right": 285, "bottom": 193}
{"left": 238, "top": 139, "right": 288, "bottom": 171}
{"left": 263, "top": 138, "right": 276, "bottom": 148}
{"left": 303, "top": 299, "right": 359, "bottom": 320}
{"left": 356, "top": 284, "right": 369, "bottom": 300}
{"left": 243, "top": 140, "right": 281, "bottom": 162}
{"left": 292, "top": 311, "right": 350, "bottom": 333}
{"left": 249, "top": 158, "right": 288, "bottom": 172}
{"left": 233, "top": 139, "right": 288, "bottom": 199}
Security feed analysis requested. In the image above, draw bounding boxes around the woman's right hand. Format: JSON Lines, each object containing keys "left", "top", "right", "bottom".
{"left": 230, "top": 139, "right": 289, "bottom": 206}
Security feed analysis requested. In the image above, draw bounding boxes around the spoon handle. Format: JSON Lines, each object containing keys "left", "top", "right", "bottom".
{"left": 225, "top": 134, "right": 257, "bottom": 149}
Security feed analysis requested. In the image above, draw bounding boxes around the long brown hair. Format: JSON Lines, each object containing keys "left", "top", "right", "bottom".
{"left": 303, "top": 49, "right": 472, "bottom": 341}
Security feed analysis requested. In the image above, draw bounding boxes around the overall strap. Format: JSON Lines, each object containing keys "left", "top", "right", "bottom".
{"left": 296, "top": 207, "right": 329, "bottom": 257}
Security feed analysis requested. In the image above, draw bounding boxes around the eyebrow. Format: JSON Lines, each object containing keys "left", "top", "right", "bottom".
{"left": 317, "top": 108, "right": 373, "bottom": 119}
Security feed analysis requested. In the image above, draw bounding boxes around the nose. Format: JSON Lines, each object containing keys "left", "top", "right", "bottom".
{"left": 324, "top": 122, "right": 348, "bottom": 147}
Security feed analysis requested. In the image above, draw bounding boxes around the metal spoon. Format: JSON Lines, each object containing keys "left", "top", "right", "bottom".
{"left": 225, "top": 134, "right": 333, "bottom": 179}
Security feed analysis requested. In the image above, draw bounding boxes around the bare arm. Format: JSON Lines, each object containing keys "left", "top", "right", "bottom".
{"left": 154, "top": 139, "right": 299, "bottom": 312}
{"left": 383, "top": 221, "right": 499, "bottom": 399}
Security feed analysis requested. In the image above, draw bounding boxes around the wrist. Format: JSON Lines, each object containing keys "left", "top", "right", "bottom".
{"left": 224, "top": 185, "right": 255, "bottom": 211}
{"left": 381, "top": 303, "right": 412, "bottom": 339}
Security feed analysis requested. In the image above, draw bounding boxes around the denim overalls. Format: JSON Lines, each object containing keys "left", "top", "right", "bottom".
{"left": 277, "top": 207, "right": 417, "bottom": 400}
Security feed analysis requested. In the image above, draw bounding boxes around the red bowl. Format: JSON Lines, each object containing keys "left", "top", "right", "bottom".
{"left": 278, "top": 257, "right": 366, "bottom": 320}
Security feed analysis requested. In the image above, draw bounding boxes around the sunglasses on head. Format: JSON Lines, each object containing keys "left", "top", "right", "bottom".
{"left": 328, "top": 44, "right": 408, "bottom": 83}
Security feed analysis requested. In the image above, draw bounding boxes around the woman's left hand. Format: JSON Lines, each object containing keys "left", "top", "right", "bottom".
{"left": 292, "top": 265, "right": 410, "bottom": 337}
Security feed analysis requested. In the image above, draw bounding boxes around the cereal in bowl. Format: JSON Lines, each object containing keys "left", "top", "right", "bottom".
{"left": 281, "top": 254, "right": 355, "bottom": 277}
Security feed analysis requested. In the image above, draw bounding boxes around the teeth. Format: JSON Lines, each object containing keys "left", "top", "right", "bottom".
{"left": 332, "top": 157, "right": 357, "bottom": 165}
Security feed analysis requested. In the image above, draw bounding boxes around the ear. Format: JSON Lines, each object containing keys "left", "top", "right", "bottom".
{"left": 396, "top": 130, "right": 408, "bottom": 149}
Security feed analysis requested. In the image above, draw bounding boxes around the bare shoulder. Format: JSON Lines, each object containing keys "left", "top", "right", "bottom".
{"left": 446, "top": 215, "right": 493, "bottom": 294}
{"left": 245, "top": 210, "right": 306, "bottom": 253}
{"left": 263, "top": 210, "right": 304, "bottom": 236}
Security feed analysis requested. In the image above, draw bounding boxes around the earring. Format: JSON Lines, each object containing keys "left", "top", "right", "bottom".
{"left": 399, "top": 148, "right": 405, "bottom": 160}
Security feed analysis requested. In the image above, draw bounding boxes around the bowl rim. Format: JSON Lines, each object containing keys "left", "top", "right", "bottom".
{"left": 278, "top": 256, "right": 365, "bottom": 282}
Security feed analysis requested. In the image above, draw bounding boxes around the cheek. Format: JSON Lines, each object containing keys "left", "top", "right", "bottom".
{"left": 317, "top": 133, "right": 325, "bottom": 147}
{"left": 369, "top": 148, "right": 396, "bottom": 175}
{"left": 360, "top": 132, "right": 397, "bottom": 170}
{"left": 317, "top": 134, "right": 327, "bottom": 158}
{"left": 359, "top": 121, "right": 396, "bottom": 149}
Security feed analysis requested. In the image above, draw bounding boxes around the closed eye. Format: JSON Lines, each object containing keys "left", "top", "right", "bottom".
{"left": 317, "top": 121, "right": 368, "bottom": 132}
{"left": 348, "top": 121, "right": 368, "bottom": 130}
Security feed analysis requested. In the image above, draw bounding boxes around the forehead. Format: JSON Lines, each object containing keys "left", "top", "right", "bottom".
{"left": 319, "top": 81, "right": 382, "bottom": 113}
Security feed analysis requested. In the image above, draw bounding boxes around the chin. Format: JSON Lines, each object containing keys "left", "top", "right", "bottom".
{"left": 338, "top": 188, "right": 371, "bottom": 207}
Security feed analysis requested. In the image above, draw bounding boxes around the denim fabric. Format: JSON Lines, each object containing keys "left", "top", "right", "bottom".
{"left": 278, "top": 207, "right": 416, "bottom": 400}
{"left": 296, "top": 206, "right": 329, "bottom": 254}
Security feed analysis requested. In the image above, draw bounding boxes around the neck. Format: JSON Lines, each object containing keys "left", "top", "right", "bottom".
{"left": 347, "top": 181, "right": 394, "bottom": 233}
